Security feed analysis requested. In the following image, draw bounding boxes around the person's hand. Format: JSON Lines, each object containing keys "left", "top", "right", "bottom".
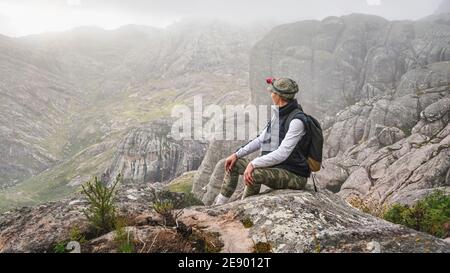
{"left": 224, "top": 153, "right": 238, "bottom": 173}
{"left": 244, "top": 163, "right": 255, "bottom": 186}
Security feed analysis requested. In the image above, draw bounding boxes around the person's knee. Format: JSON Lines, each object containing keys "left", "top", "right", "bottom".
{"left": 237, "top": 158, "right": 249, "bottom": 166}
{"left": 230, "top": 158, "right": 248, "bottom": 174}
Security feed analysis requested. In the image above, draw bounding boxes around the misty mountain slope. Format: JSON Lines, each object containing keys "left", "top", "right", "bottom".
{"left": 18, "top": 26, "right": 164, "bottom": 97}
{"left": 194, "top": 13, "right": 450, "bottom": 207}
{"left": 0, "top": 37, "right": 83, "bottom": 188}
{"left": 18, "top": 20, "right": 261, "bottom": 97}
{"left": 0, "top": 20, "right": 270, "bottom": 211}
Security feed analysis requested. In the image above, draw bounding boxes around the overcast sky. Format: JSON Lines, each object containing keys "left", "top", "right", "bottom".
{"left": 0, "top": 0, "right": 443, "bottom": 37}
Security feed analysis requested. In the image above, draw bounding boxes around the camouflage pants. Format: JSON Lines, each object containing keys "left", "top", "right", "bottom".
{"left": 220, "top": 158, "right": 307, "bottom": 198}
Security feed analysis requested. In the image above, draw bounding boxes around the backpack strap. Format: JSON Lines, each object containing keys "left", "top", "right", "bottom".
{"left": 284, "top": 108, "right": 310, "bottom": 157}
{"left": 283, "top": 108, "right": 307, "bottom": 135}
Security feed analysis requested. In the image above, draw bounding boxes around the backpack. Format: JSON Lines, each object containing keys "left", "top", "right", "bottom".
{"left": 284, "top": 108, "right": 324, "bottom": 173}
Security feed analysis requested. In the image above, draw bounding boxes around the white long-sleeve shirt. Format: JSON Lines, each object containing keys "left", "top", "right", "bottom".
{"left": 236, "top": 118, "right": 305, "bottom": 168}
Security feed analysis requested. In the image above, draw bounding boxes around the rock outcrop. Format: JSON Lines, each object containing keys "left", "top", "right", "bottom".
{"left": 338, "top": 100, "right": 449, "bottom": 205}
{"left": 0, "top": 183, "right": 195, "bottom": 253}
{"left": 323, "top": 62, "right": 449, "bottom": 159}
{"left": 316, "top": 64, "right": 450, "bottom": 205}
{"left": 184, "top": 190, "right": 450, "bottom": 253}
{"left": 1, "top": 188, "right": 449, "bottom": 253}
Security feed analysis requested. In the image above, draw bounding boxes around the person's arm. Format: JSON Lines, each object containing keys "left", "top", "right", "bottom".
{"left": 251, "top": 119, "right": 305, "bottom": 168}
{"left": 235, "top": 128, "right": 266, "bottom": 158}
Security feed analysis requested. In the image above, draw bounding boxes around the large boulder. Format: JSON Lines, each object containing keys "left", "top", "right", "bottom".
{"left": 182, "top": 190, "right": 450, "bottom": 253}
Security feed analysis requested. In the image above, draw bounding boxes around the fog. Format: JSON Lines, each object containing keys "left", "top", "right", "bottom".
{"left": 0, "top": 0, "right": 444, "bottom": 36}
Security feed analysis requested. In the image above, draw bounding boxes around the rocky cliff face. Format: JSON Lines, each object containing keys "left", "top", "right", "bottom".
{"left": 318, "top": 64, "right": 449, "bottom": 205}
{"left": 322, "top": 63, "right": 449, "bottom": 159}
{"left": 105, "top": 122, "right": 207, "bottom": 185}
{"left": 1, "top": 187, "right": 448, "bottom": 253}
{"left": 340, "top": 110, "right": 448, "bottom": 205}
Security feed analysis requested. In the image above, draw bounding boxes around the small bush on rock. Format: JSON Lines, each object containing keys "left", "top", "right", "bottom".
{"left": 383, "top": 190, "right": 450, "bottom": 238}
{"left": 152, "top": 198, "right": 181, "bottom": 227}
{"left": 114, "top": 218, "right": 135, "bottom": 253}
{"left": 82, "top": 174, "right": 121, "bottom": 235}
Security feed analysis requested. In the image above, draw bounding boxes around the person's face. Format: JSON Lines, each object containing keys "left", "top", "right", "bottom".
{"left": 271, "top": 92, "right": 282, "bottom": 106}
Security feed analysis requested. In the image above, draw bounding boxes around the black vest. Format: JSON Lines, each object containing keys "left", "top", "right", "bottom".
{"left": 262, "top": 99, "right": 311, "bottom": 178}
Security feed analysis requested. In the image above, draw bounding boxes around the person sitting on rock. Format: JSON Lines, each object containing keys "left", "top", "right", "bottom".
{"left": 213, "top": 78, "right": 311, "bottom": 205}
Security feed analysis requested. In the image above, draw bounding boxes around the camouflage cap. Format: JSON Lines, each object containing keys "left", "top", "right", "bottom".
{"left": 267, "top": 78, "right": 299, "bottom": 101}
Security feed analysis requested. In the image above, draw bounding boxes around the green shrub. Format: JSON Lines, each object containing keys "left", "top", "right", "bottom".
{"left": 241, "top": 217, "right": 254, "bottom": 228}
{"left": 152, "top": 198, "right": 179, "bottom": 226}
{"left": 152, "top": 199, "right": 174, "bottom": 216}
{"left": 53, "top": 241, "right": 68, "bottom": 253}
{"left": 383, "top": 204, "right": 409, "bottom": 224}
{"left": 114, "top": 218, "right": 135, "bottom": 253}
{"left": 69, "top": 227, "right": 87, "bottom": 244}
{"left": 383, "top": 190, "right": 450, "bottom": 238}
{"left": 82, "top": 174, "right": 121, "bottom": 235}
